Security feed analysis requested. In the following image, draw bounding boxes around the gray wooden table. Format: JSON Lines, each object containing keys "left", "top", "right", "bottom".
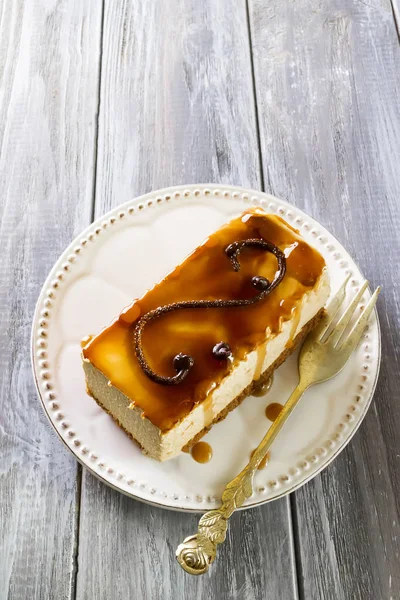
{"left": 1, "top": 1, "right": 399, "bottom": 599}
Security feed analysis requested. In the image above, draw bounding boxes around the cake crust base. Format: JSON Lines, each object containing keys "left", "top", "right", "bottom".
{"left": 86, "top": 308, "right": 324, "bottom": 458}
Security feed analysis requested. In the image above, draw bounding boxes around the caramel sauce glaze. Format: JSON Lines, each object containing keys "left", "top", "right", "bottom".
{"left": 265, "top": 402, "right": 284, "bottom": 422}
{"left": 191, "top": 441, "right": 213, "bottom": 464}
{"left": 81, "top": 334, "right": 94, "bottom": 348}
{"left": 83, "top": 209, "right": 325, "bottom": 431}
{"left": 252, "top": 374, "right": 274, "bottom": 397}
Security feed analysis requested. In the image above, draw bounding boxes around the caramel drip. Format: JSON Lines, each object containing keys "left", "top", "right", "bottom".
{"left": 265, "top": 402, "right": 284, "bottom": 422}
{"left": 202, "top": 393, "right": 215, "bottom": 426}
{"left": 254, "top": 343, "right": 268, "bottom": 381}
{"left": 286, "top": 304, "right": 301, "bottom": 349}
{"left": 191, "top": 442, "right": 213, "bottom": 464}
{"left": 253, "top": 374, "right": 274, "bottom": 397}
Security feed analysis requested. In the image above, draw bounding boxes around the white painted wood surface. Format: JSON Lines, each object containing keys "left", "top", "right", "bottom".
{"left": 0, "top": 1, "right": 103, "bottom": 599}
{"left": 0, "top": 0, "right": 399, "bottom": 598}
{"left": 93, "top": 0, "right": 261, "bottom": 210}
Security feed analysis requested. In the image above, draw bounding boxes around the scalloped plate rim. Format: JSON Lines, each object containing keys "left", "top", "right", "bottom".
{"left": 31, "top": 183, "right": 381, "bottom": 513}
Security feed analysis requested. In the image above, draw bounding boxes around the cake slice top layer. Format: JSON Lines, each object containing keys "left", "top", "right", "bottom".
{"left": 83, "top": 209, "right": 326, "bottom": 431}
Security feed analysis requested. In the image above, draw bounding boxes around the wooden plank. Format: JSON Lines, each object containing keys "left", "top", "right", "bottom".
{"left": 0, "top": 1, "right": 103, "bottom": 598}
{"left": 76, "top": 1, "right": 298, "bottom": 599}
{"left": 93, "top": 0, "right": 261, "bottom": 212}
{"left": 249, "top": 0, "right": 400, "bottom": 598}
{"left": 391, "top": 0, "right": 400, "bottom": 37}
{"left": 78, "top": 475, "right": 297, "bottom": 600}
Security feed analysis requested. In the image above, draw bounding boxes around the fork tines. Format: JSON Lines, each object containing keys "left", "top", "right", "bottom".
{"left": 317, "top": 276, "right": 380, "bottom": 351}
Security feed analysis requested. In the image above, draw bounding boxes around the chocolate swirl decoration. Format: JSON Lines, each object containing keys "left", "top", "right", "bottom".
{"left": 134, "top": 238, "right": 286, "bottom": 385}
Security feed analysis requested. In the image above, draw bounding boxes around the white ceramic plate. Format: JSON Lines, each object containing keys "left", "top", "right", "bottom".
{"left": 32, "top": 185, "right": 381, "bottom": 512}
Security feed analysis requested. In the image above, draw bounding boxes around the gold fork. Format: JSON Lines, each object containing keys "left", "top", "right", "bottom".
{"left": 176, "top": 276, "right": 381, "bottom": 575}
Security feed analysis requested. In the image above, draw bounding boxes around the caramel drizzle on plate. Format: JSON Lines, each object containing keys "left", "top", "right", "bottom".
{"left": 134, "top": 239, "right": 286, "bottom": 386}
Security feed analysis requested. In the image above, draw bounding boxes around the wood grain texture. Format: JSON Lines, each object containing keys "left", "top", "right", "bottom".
{"left": 2, "top": 0, "right": 400, "bottom": 598}
{"left": 76, "top": 1, "right": 297, "bottom": 599}
{"left": 78, "top": 475, "right": 297, "bottom": 600}
{"left": 93, "top": 0, "right": 261, "bottom": 215}
{"left": 249, "top": 0, "right": 400, "bottom": 598}
{"left": 391, "top": 0, "right": 400, "bottom": 37}
{"left": 0, "top": 1, "right": 102, "bottom": 598}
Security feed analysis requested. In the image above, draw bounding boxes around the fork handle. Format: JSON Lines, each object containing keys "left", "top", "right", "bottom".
{"left": 176, "top": 383, "right": 306, "bottom": 575}
{"left": 251, "top": 383, "right": 306, "bottom": 467}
